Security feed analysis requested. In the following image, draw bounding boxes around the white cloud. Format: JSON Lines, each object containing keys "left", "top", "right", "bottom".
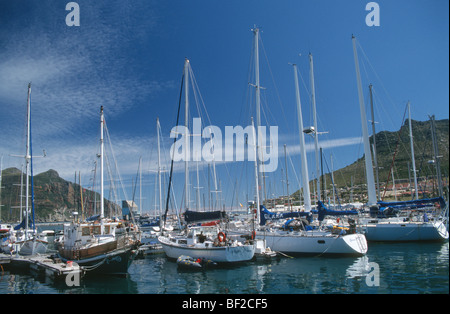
{"left": 0, "top": 1, "right": 174, "bottom": 186}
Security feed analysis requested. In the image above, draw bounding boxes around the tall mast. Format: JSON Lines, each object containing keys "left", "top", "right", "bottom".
{"left": 100, "top": 106, "right": 104, "bottom": 220}
{"left": 292, "top": 64, "right": 311, "bottom": 211}
{"left": 331, "top": 153, "right": 336, "bottom": 206}
{"left": 252, "top": 26, "right": 263, "bottom": 207}
{"left": 408, "top": 102, "right": 419, "bottom": 199}
{"left": 184, "top": 58, "right": 190, "bottom": 210}
{"left": 252, "top": 117, "right": 261, "bottom": 226}
{"left": 352, "top": 35, "right": 377, "bottom": 206}
{"left": 309, "top": 53, "right": 321, "bottom": 204}
{"left": 369, "top": 84, "right": 380, "bottom": 200}
{"left": 157, "top": 118, "right": 162, "bottom": 214}
{"left": 253, "top": 27, "right": 261, "bottom": 146}
{"left": 429, "top": 115, "right": 443, "bottom": 197}
{"left": 284, "top": 144, "right": 291, "bottom": 211}
{"left": 196, "top": 158, "right": 201, "bottom": 211}
{"left": 139, "top": 156, "right": 142, "bottom": 215}
{"left": 25, "top": 83, "right": 31, "bottom": 235}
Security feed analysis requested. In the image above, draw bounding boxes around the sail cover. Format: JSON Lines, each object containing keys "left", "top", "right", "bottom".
{"left": 315, "top": 201, "right": 359, "bottom": 222}
{"left": 184, "top": 210, "right": 227, "bottom": 223}
{"left": 259, "top": 205, "right": 312, "bottom": 226}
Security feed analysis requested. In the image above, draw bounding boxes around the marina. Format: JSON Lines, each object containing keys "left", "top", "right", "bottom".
{"left": 0, "top": 0, "right": 448, "bottom": 299}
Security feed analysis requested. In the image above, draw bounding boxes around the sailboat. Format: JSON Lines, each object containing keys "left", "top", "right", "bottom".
{"left": 57, "top": 106, "right": 141, "bottom": 275}
{"left": 351, "top": 35, "right": 448, "bottom": 242}
{"left": 1, "top": 84, "right": 48, "bottom": 256}
{"left": 229, "top": 28, "right": 367, "bottom": 257}
{"left": 158, "top": 58, "right": 255, "bottom": 263}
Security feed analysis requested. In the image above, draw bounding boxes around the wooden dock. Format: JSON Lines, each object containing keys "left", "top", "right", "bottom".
{"left": 1, "top": 253, "right": 85, "bottom": 281}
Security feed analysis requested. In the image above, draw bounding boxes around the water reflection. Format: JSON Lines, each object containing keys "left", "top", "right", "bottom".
{"left": 1, "top": 242, "right": 448, "bottom": 294}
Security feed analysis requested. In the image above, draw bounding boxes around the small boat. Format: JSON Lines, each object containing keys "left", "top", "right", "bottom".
{"left": 158, "top": 226, "right": 255, "bottom": 263}
{"left": 253, "top": 238, "right": 278, "bottom": 259}
{"left": 176, "top": 255, "right": 217, "bottom": 270}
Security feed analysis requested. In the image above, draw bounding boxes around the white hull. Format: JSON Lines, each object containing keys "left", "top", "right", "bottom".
{"left": 250, "top": 230, "right": 367, "bottom": 256}
{"left": 158, "top": 235, "right": 255, "bottom": 263}
{"left": 363, "top": 220, "right": 449, "bottom": 242}
{"left": 18, "top": 238, "right": 48, "bottom": 256}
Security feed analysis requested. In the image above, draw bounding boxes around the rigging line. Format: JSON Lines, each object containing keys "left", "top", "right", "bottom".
{"left": 188, "top": 65, "right": 213, "bottom": 128}
{"left": 371, "top": 88, "right": 394, "bottom": 160}
{"left": 322, "top": 153, "right": 342, "bottom": 208}
{"left": 103, "top": 120, "right": 129, "bottom": 202}
{"left": 382, "top": 104, "right": 408, "bottom": 200}
{"left": 259, "top": 34, "right": 289, "bottom": 128}
{"left": 356, "top": 40, "right": 402, "bottom": 119}
{"left": 238, "top": 38, "right": 255, "bottom": 130}
{"left": 103, "top": 152, "right": 116, "bottom": 216}
{"left": 286, "top": 147, "right": 302, "bottom": 204}
{"left": 103, "top": 122, "right": 136, "bottom": 224}
{"left": 163, "top": 72, "right": 184, "bottom": 226}
{"left": 296, "top": 62, "right": 314, "bottom": 126}
{"left": 131, "top": 157, "right": 140, "bottom": 207}
{"left": 158, "top": 122, "right": 180, "bottom": 216}
{"left": 190, "top": 70, "right": 239, "bottom": 209}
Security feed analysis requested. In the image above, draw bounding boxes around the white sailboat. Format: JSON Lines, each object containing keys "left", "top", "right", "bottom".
{"left": 352, "top": 36, "right": 448, "bottom": 242}
{"left": 229, "top": 28, "right": 367, "bottom": 257}
{"left": 158, "top": 58, "right": 255, "bottom": 263}
{"left": 1, "top": 84, "right": 48, "bottom": 256}
{"left": 57, "top": 106, "right": 141, "bottom": 275}
{"left": 158, "top": 226, "right": 255, "bottom": 263}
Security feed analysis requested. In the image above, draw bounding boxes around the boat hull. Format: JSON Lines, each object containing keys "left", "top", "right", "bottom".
{"left": 59, "top": 239, "right": 118, "bottom": 260}
{"left": 18, "top": 239, "right": 48, "bottom": 256}
{"left": 255, "top": 231, "right": 368, "bottom": 256}
{"left": 58, "top": 246, "right": 138, "bottom": 276}
{"left": 158, "top": 236, "right": 255, "bottom": 263}
{"left": 363, "top": 221, "right": 449, "bottom": 242}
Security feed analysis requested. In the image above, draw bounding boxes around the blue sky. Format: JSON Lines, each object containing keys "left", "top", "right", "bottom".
{"left": 0, "top": 0, "right": 448, "bottom": 213}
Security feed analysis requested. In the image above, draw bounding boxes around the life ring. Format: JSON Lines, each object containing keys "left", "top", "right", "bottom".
{"left": 218, "top": 232, "right": 226, "bottom": 243}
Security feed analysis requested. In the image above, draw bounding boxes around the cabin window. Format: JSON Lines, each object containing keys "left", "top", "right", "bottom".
{"left": 93, "top": 226, "right": 101, "bottom": 235}
{"left": 82, "top": 227, "right": 91, "bottom": 236}
{"left": 318, "top": 240, "right": 325, "bottom": 244}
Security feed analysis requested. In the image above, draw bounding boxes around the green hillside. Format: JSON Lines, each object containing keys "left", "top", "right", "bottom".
{"left": 0, "top": 168, "right": 119, "bottom": 223}
{"left": 294, "top": 118, "right": 449, "bottom": 204}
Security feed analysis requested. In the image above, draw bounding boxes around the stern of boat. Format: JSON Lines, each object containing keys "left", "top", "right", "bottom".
{"left": 342, "top": 233, "right": 368, "bottom": 256}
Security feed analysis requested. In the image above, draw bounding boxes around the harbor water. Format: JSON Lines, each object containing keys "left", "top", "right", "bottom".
{"left": 1, "top": 240, "right": 448, "bottom": 295}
